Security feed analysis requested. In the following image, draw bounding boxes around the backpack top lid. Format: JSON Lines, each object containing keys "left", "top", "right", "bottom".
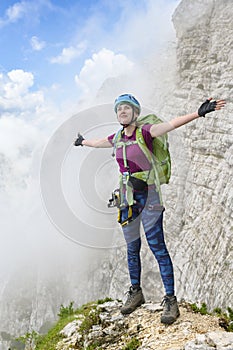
{"left": 136, "top": 113, "right": 162, "bottom": 127}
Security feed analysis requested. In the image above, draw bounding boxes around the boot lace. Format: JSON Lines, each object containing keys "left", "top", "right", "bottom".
{"left": 124, "top": 286, "right": 136, "bottom": 305}
{"left": 161, "top": 296, "right": 172, "bottom": 311}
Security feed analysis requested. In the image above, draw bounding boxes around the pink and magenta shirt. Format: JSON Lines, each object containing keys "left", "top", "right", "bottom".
{"left": 108, "top": 125, "right": 153, "bottom": 174}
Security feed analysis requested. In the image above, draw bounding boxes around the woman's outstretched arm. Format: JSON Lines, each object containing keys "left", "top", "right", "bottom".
{"left": 150, "top": 98, "right": 226, "bottom": 138}
{"left": 74, "top": 133, "right": 112, "bottom": 148}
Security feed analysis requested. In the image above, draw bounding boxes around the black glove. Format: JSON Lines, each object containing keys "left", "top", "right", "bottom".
{"left": 74, "top": 133, "right": 85, "bottom": 146}
{"left": 198, "top": 99, "right": 217, "bottom": 117}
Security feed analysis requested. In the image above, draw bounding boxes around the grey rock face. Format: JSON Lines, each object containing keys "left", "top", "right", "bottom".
{"left": 169, "top": 0, "right": 233, "bottom": 310}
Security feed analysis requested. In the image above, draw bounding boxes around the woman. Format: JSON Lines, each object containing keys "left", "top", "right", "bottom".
{"left": 74, "top": 94, "right": 225, "bottom": 324}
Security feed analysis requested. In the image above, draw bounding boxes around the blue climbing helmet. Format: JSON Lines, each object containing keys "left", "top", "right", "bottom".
{"left": 114, "top": 94, "right": 141, "bottom": 114}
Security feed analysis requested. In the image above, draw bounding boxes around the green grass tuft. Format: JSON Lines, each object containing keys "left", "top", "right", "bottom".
{"left": 190, "top": 302, "right": 208, "bottom": 315}
{"left": 57, "top": 301, "right": 74, "bottom": 318}
{"left": 96, "top": 297, "right": 113, "bottom": 304}
{"left": 35, "top": 316, "right": 75, "bottom": 350}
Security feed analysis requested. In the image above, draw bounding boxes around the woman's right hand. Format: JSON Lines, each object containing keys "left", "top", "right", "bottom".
{"left": 74, "top": 133, "right": 85, "bottom": 146}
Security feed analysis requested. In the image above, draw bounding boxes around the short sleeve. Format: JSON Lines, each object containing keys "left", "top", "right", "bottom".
{"left": 141, "top": 124, "right": 153, "bottom": 152}
{"left": 108, "top": 133, "right": 115, "bottom": 146}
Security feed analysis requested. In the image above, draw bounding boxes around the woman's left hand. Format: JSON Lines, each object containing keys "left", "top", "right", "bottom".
{"left": 198, "top": 98, "right": 226, "bottom": 117}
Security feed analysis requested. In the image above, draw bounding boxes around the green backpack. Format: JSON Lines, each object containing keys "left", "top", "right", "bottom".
{"left": 113, "top": 114, "right": 171, "bottom": 186}
{"left": 136, "top": 114, "right": 171, "bottom": 185}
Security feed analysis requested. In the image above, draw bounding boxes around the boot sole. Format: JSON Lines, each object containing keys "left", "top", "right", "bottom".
{"left": 161, "top": 310, "right": 180, "bottom": 325}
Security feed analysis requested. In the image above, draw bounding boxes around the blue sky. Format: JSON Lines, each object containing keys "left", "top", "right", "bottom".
{"left": 0, "top": 0, "right": 179, "bottom": 104}
{"left": 0, "top": 1, "right": 119, "bottom": 87}
{"left": 0, "top": 1, "right": 144, "bottom": 88}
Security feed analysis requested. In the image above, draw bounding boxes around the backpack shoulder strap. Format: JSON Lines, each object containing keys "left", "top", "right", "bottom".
{"left": 112, "top": 128, "right": 123, "bottom": 157}
{"left": 136, "top": 127, "right": 153, "bottom": 163}
{"left": 136, "top": 127, "right": 163, "bottom": 204}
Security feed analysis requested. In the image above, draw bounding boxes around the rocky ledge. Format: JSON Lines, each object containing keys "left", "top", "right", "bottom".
{"left": 56, "top": 300, "right": 233, "bottom": 350}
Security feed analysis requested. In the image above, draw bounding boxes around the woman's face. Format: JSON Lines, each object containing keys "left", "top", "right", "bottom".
{"left": 116, "top": 103, "right": 135, "bottom": 124}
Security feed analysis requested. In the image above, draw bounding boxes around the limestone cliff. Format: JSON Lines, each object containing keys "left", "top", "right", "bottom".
{"left": 168, "top": 0, "right": 233, "bottom": 309}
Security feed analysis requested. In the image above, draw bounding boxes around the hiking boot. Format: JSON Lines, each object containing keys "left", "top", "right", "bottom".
{"left": 160, "top": 295, "right": 180, "bottom": 325}
{"left": 121, "top": 286, "right": 145, "bottom": 315}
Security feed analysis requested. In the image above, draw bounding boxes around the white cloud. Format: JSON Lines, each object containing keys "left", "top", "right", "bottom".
{"left": 0, "top": 69, "right": 59, "bottom": 194}
{"left": 0, "top": 115, "right": 39, "bottom": 159}
{"left": 75, "top": 48, "right": 134, "bottom": 95}
{"left": 0, "top": 69, "right": 44, "bottom": 110}
{"left": 0, "top": 1, "right": 33, "bottom": 27}
{"left": 67, "top": 0, "right": 179, "bottom": 104}
{"left": 30, "top": 36, "right": 46, "bottom": 51}
{"left": 111, "top": 0, "right": 179, "bottom": 56}
{"left": 0, "top": 1, "right": 26, "bottom": 27}
{"left": 5, "top": 1, "right": 27, "bottom": 23}
{"left": 7, "top": 69, "right": 34, "bottom": 94}
{"left": 50, "top": 42, "right": 87, "bottom": 64}
{"left": 0, "top": 0, "right": 53, "bottom": 27}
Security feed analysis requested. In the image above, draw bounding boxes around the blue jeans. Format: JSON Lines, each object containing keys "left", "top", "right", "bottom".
{"left": 121, "top": 187, "right": 174, "bottom": 295}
